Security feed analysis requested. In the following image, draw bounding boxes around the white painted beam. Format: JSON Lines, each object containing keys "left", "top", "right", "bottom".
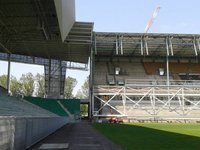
{"left": 54, "top": 0, "right": 75, "bottom": 42}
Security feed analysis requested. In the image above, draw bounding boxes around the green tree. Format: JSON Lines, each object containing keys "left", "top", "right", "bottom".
{"left": 64, "top": 76, "right": 77, "bottom": 98}
{"left": 75, "top": 76, "right": 89, "bottom": 117}
{"left": 80, "top": 104, "right": 88, "bottom": 117}
{"left": 76, "top": 89, "right": 84, "bottom": 99}
{"left": 35, "top": 73, "right": 45, "bottom": 97}
{"left": 0, "top": 75, "right": 7, "bottom": 88}
{"left": 20, "top": 73, "right": 35, "bottom": 96}
{"left": 81, "top": 76, "right": 89, "bottom": 98}
{"left": 10, "top": 76, "right": 22, "bottom": 96}
{"left": 0, "top": 75, "right": 23, "bottom": 96}
{"left": 75, "top": 76, "right": 89, "bottom": 99}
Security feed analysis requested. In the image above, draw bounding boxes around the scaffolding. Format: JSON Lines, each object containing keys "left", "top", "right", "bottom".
{"left": 92, "top": 80, "right": 200, "bottom": 120}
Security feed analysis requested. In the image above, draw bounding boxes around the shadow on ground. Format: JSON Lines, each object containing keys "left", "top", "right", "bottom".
{"left": 28, "top": 120, "right": 122, "bottom": 150}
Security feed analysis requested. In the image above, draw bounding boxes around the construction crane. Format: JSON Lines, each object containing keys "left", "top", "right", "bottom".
{"left": 144, "top": 5, "right": 161, "bottom": 33}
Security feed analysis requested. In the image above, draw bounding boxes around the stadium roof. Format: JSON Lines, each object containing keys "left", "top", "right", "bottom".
{"left": 94, "top": 32, "right": 200, "bottom": 58}
{"left": 1, "top": 0, "right": 200, "bottom": 65}
{"left": 0, "top": 0, "right": 93, "bottom": 64}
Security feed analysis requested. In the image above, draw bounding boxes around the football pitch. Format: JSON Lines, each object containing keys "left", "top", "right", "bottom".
{"left": 93, "top": 123, "right": 200, "bottom": 150}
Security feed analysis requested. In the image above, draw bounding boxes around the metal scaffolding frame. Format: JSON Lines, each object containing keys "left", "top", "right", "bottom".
{"left": 94, "top": 32, "right": 200, "bottom": 57}
{"left": 92, "top": 81, "right": 200, "bottom": 120}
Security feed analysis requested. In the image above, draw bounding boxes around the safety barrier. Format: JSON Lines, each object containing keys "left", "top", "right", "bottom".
{"left": 24, "top": 96, "right": 80, "bottom": 116}
{"left": 0, "top": 116, "right": 68, "bottom": 150}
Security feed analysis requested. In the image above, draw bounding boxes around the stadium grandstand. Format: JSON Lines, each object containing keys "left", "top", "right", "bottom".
{"left": 0, "top": 0, "right": 88, "bottom": 149}
{"left": 91, "top": 32, "right": 200, "bottom": 122}
{"left": 1, "top": 0, "right": 200, "bottom": 149}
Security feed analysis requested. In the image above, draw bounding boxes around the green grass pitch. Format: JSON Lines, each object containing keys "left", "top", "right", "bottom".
{"left": 93, "top": 123, "right": 200, "bottom": 150}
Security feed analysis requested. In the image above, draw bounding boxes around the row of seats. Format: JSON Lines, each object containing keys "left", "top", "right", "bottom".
{"left": 107, "top": 75, "right": 125, "bottom": 85}
{"left": 94, "top": 61, "right": 150, "bottom": 85}
{"left": 0, "top": 94, "right": 81, "bottom": 117}
{"left": 143, "top": 62, "right": 200, "bottom": 75}
{"left": 0, "top": 95, "right": 57, "bottom": 117}
{"left": 94, "top": 61, "right": 200, "bottom": 86}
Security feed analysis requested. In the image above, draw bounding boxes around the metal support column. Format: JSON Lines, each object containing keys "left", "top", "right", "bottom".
{"left": 193, "top": 39, "right": 198, "bottom": 56}
{"left": 166, "top": 38, "right": 171, "bottom": 108}
{"left": 166, "top": 55, "right": 170, "bottom": 108}
{"left": 48, "top": 59, "right": 51, "bottom": 94}
{"left": 182, "top": 88, "right": 185, "bottom": 115}
{"left": 140, "top": 38, "right": 144, "bottom": 55}
{"left": 120, "top": 36, "right": 123, "bottom": 55}
{"left": 89, "top": 46, "right": 94, "bottom": 118}
{"left": 169, "top": 38, "right": 174, "bottom": 56}
{"left": 145, "top": 40, "right": 149, "bottom": 55}
{"left": 122, "top": 87, "right": 126, "bottom": 114}
{"left": 116, "top": 35, "right": 119, "bottom": 55}
{"left": 166, "top": 55, "right": 170, "bottom": 86}
{"left": 59, "top": 60, "right": 64, "bottom": 99}
{"left": 152, "top": 87, "right": 156, "bottom": 120}
{"left": 94, "top": 34, "right": 97, "bottom": 55}
{"left": 7, "top": 53, "right": 11, "bottom": 94}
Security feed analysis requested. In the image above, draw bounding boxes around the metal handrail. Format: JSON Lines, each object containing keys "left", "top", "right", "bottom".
{"left": 125, "top": 79, "right": 200, "bottom": 87}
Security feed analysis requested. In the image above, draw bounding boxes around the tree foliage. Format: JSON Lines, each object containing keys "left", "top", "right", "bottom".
{"left": 64, "top": 76, "right": 77, "bottom": 98}
{"left": 10, "top": 76, "right": 22, "bottom": 96}
{"left": 0, "top": 75, "right": 7, "bottom": 88}
{"left": 76, "top": 76, "right": 89, "bottom": 99}
{"left": 20, "top": 73, "right": 35, "bottom": 96}
{"left": 76, "top": 89, "right": 84, "bottom": 99}
{"left": 35, "top": 73, "right": 45, "bottom": 97}
{"left": 80, "top": 104, "right": 88, "bottom": 117}
{"left": 0, "top": 75, "right": 22, "bottom": 96}
{"left": 76, "top": 76, "right": 89, "bottom": 117}
{"left": 0, "top": 73, "right": 78, "bottom": 98}
{"left": 81, "top": 76, "right": 89, "bottom": 98}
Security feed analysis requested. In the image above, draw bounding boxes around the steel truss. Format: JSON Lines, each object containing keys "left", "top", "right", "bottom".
{"left": 92, "top": 81, "right": 200, "bottom": 120}
{"left": 0, "top": 52, "right": 88, "bottom": 70}
{"left": 94, "top": 32, "right": 200, "bottom": 57}
{"left": 0, "top": 52, "right": 88, "bottom": 98}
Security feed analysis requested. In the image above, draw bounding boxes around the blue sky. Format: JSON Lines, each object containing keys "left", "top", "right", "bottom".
{"left": 76, "top": 0, "right": 200, "bottom": 34}
{"left": 1, "top": 0, "right": 200, "bottom": 94}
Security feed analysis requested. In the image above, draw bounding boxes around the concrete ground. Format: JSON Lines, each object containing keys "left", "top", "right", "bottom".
{"left": 28, "top": 120, "right": 122, "bottom": 150}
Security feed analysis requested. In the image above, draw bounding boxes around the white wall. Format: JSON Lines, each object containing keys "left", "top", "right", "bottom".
{"left": 54, "top": 0, "right": 75, "bottom": 41}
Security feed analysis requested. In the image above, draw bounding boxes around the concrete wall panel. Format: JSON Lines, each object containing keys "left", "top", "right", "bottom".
{"left": 0, "top": 117, "right": 68, "bottom": 150}
{"left": 0, "top": 117, "right": 14, "bottom": 150}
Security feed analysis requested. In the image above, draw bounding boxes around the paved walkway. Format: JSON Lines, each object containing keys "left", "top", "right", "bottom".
{"left": 28, "top": 120, "right": 122, "bottom": 150}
